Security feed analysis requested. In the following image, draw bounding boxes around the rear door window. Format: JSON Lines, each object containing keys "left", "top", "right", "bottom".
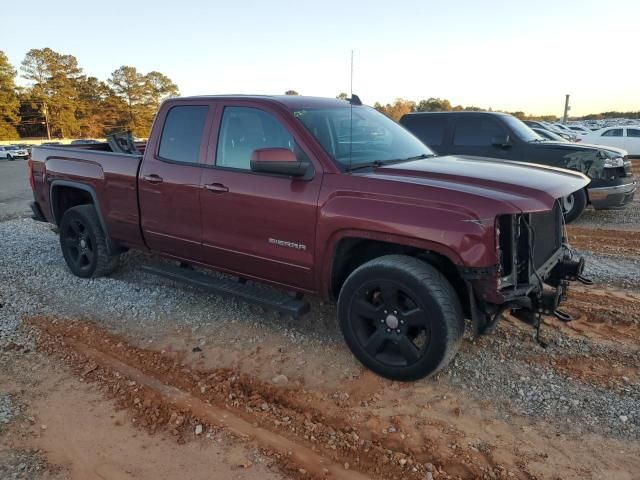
{"left": 453, "top": 117, "right": 505, "bottom": 146}
{"left": 158, "top": 105, "right": 209, "bottom": 164}
{"left": 626, "top": 128, "right": 640, "bottom": 137}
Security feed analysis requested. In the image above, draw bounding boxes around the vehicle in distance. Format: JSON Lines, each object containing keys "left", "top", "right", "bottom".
{"left": 523, "top": 121, "right": 576, "bottom": 141}
{"left": 0, "top": 145, "right": 29, "bottom": 160}
{"left": 401, "top": 111, "right": 636, "bottom": 222}
{"left": 30, "top": 95, "right": 589, "bottom": 381}
{"left": 579, "top": 126, "right": 640, "bottom": 156}
{"left": 532, "top": 128, "right": 570, "bottom": 143}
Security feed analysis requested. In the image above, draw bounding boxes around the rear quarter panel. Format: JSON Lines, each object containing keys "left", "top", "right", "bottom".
{"left": 32, "top": 147, "right": 144, "bottom": 248}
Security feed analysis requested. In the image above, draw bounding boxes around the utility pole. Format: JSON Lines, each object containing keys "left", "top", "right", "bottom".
{"left": 562, "top": 94, "right": 570, "bottom": 124}
{"left": 43, "top": 102, "right": 51, "bottom": 140}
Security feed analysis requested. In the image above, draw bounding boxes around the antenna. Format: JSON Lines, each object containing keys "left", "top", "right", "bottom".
{"left": 350, "top": 50, "right": 354, "bottom": 97}
{"left": 348, "top": 50, "right": 354, "bottom": 173}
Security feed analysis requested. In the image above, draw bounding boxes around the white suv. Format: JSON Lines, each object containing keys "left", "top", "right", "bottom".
{"left": 0, "top": 145, "right": 29, "bottom": 160}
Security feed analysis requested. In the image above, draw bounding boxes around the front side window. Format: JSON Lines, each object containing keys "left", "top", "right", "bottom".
{"left": 294, "top": 106, "right": 433, "bottom": 169}
{"left": 158, "top": 105, "right": 209, "bottom": 163}
{"left": 453, "top": 117, "right": 506, "bottom": 146}
{"left": 602, "top": 128, "right": 623, "bottom": 137}
{"left": 626, "top": 128, "right": 640, "bottom": 137}
{"left": 216, "top": 107, "right": 298, "bottom": 170}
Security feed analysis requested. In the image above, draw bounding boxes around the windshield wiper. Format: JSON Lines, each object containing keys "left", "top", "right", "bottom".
{"left": 345, "top": 154, "right": 435, "bottom": 173}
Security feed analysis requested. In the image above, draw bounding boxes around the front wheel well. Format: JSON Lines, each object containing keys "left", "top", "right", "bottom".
{"left": 329, "top": 237, "right": 470, "bottom": 317}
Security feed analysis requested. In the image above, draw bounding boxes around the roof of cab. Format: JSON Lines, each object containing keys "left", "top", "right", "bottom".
{"left": 175, "top": 95, "right": 351, "bottom": 109}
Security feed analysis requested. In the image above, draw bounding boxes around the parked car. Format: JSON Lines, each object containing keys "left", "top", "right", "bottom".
{"left": 71, "top": 139, "right": 100, "bottom": 145}
{"left": 523, "top": 121, "right": 576, "bottom": 141}
{"left": 579, "top": 126, "right": 640, "bottom": 156}
{"left": 566, "top": 125, "right": 592, "bottom": 137}
{"left": 29, "top": 95, "right": 588, "bottom": 381}
{"left": 551, "top": 124, "right": 579, "bottom": 142}
{"left": 532, "top": 128, "right": 570, "bottom": 142}
{"left": 400, "top": 111, "right": 636, "bottom": 222}
{"left": 0, "top": 145, "right": 29, "bottom": 160}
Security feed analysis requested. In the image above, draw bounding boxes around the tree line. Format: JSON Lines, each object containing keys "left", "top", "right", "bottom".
{"left": 0, "top": 48, "right": 178, "bottom": 140}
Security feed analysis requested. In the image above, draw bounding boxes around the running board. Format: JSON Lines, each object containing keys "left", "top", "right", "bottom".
{"left": 141, "top": 263, "right": 310, "bottom": 318}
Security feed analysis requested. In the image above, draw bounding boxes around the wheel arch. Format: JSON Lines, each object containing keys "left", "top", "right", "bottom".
{"left": 327, "top": 235, "right": 470, "bottom": 318}
{"left": 50, "top": 180, "right": 113, "bottom": 253}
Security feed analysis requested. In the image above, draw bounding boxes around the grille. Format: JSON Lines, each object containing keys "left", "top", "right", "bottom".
{"left": 529, "top": 202, "right": 562, "bottom": 270}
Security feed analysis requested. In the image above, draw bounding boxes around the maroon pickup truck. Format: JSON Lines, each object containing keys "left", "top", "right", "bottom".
{"left": 29, "top": 95, "right": 589, "bottom": 381}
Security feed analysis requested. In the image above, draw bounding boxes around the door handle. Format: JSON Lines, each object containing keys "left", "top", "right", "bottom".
{"left": 204, "top": 183, "right": 229, "bottom": 193}
{"left": 143, "top": 174, "right": 163, "bottom": 184}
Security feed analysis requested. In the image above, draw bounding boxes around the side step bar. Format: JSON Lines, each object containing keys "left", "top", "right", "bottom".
{"left": 141, "top": 263, "right": 310, "bottom": 318}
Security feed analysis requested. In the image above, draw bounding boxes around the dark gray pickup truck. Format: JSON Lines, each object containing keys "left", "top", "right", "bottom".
{"left": 400, "top": 111, "right": 636, "bottom": 222}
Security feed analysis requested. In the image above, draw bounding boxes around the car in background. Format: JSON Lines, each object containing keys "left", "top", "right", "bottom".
{"left": 566, "top": 125, "right": 592, "bottom": 137}
{"left": 70, "top": 139, "right": 100, "bottom": 145}
{"left": 551, "top": 124, "right": 579, "bottom": 141}
{"left": 400, "top": 111, "right": 636, "bottom": 222}
{"left": 523, "top": 121, "right": 576, "bottom": 141}
{"left": 579, "top": 126, "right": 640, "bottom": 156}
{"left": 0, "top": 145, "right": 29, "bottom": 160}
{"left": 532, "top": 128, "right": 570, "bottom": 142}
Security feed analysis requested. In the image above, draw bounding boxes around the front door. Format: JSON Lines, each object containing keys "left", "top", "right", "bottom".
{"left": 449, "top": 115, "right": 519, "bottom": 160}
{"left": 199, "top": 103, "right": 321, "bottom": 291}
{"left": 138, "top": 102, "right": 212, "bottom": 261}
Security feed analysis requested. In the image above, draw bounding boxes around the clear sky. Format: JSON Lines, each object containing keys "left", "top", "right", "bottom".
{"left": 2, "top": 0, "right": 639, "bottom": 116}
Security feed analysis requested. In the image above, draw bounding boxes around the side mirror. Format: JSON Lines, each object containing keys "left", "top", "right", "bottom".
{"left": 491, "top": 135, "right": 511, "bottom": 148}
{"left": 250, "top": 148, "right": 310, "bottom": 177}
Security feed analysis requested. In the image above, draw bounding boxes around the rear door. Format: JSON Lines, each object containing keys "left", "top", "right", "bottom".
{"left": 138, "top": 101, "right": 214, "bottom": 261}
{"left": 199, "top": 101, "right": 322, "bottom": 291}
{"left": 598, "top": 128, "right": 625, "bottom": 149}
{"left": 625, "top": 127, "right": 640, "bottom": 155}
{"left": 449, "top": 114, "right": 517, "bottom": 160}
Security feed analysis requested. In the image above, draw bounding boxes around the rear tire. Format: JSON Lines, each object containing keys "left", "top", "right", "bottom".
{"left": 562, "top": 189, "right": 587, "bottom": 224}
{"left": 59, "top": 205, "right": 119, "bottom": 278}
{"left": 337, "top": 255, "right": 464, "bottom": 381}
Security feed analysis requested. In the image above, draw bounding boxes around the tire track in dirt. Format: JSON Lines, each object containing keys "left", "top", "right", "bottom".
{"left": 29, "top": 316, "right": 511, "bottom": 480}
{"left": 567, "top": 226, "right": 640, "bottom": 257}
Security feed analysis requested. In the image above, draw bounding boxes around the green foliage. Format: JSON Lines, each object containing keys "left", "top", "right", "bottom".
{"left": 0, "top": 51, "right": 20, "bottom": 140}
{"left": 415, "top": 97, "right": 452, "bottom": 112}
{"left": 336, "top": 92, "right": 348, "bottom": 100}
{"left": 285, "top": 90, "right": 299, "bottom": 96}
{"left": 10, "top": 48, "right": 179, "bottom": 139}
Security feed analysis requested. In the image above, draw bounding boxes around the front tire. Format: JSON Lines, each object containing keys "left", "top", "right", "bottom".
{"left": 59, "top": 205, "right": 119, "bottom": 278}
{"left": 6, "top": 154, "right": 13, "bottom": 161}
{"left": 337, "top": 255, "right": 464, "bottom": 381}
{"left": 561, "top": 189, "right": 587, "bottom": 223}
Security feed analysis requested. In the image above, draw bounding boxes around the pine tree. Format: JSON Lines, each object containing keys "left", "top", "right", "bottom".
{"left": 0, "top": 51, "right": 20, "bottom": 140}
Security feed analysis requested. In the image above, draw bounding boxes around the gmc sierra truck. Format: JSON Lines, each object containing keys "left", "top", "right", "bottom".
{"left": 29, "top": 95, "right": 588, "bottom": 381}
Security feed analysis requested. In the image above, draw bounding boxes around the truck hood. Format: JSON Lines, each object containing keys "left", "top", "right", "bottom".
{"left": 532, "top": 140, "right": 628, "bottom": 157}
{"left": 367, "top": 155, "right": 590, "bottom": 214}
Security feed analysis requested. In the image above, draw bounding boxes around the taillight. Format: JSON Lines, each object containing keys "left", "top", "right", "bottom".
{"left": 27, "top": 158, "right": 35, "bottom": 191}
{"left": 575, "top": 138, "right": 581, "bottom": 143}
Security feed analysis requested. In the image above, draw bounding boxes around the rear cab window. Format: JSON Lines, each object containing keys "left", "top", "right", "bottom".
{"left": 158, "top": 105, "right": 209, "bottom": 164}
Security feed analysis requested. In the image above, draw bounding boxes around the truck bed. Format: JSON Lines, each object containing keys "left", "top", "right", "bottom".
{"left": 30, "top": 144, "right": 145, "bottom": 249}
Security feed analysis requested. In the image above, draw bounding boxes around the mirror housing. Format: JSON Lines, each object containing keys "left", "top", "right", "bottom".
{"left": 492, "top": 135, "right": 511, "bottom": 148}
{"left": 250, "top": 148, "right": 309, "bottom": 177}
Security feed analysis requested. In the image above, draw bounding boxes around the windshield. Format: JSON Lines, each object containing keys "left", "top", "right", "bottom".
{"left": 501, "top": 115, "right": 541, "bottom": 143}
{"left": 7, "top": 146, "right": 19, "bottom": 150}
{"left": 293, "top": 106, "right": 434, "bottom": 169}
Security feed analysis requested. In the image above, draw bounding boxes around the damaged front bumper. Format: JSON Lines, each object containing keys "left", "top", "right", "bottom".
{"left": 462, "top": 252, "right": 586, "bottom": 336}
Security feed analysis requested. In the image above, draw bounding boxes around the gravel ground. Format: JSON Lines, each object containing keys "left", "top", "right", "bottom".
{"left": 574, "top": 197, "right": 640, "bottom": 231}
{"left": 581, "top": 251, "right": 640, "bottom": 287}
{"left": 0, "top": 217, "right": 638, "bottom": 443}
